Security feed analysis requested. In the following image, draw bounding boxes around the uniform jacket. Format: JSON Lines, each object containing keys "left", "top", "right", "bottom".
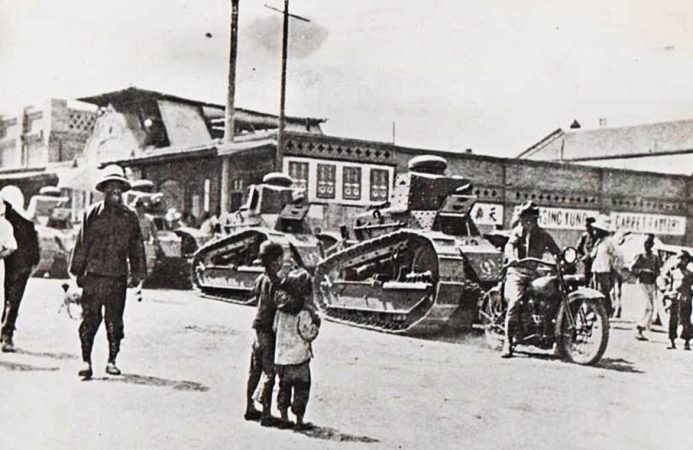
{"left": 590, "top": 235, "right": 618, "bottom": 274}
{"left": 4, "top": 201, "right": 40, "bottom": 273}
{"left": 69, "top": 202, "right": 146, "bottom": 280}
{"left": 663, "top": 266, "right": 693, "bottom": 303}
{"left": 505, "top": 225, "right": 560, "bottom": 277}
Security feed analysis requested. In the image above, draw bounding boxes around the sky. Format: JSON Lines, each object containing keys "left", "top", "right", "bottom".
{"left": 2, "top": 0, "right": 693, "bottom": 157}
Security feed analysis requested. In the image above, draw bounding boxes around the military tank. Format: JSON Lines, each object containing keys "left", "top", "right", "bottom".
{"left": 313, "top": 155, "right": 504, "bottom": 335}
{"left": 191, "top": 173, "right": 337, "bottom": 304}
{"left": 24, "top": 186, "right": 77, "bottom": 278}
{"left": 124, "top": 180, "right": 211, "bottom": 289}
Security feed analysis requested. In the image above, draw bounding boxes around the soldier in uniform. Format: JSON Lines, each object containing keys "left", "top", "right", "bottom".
{"left": 502, "top": 201, "right": 561, "bottom": 358}
{"left": 661, "top": 250, "right": 693, "bottom": 350}
{"left": 69, "top": 165, "right": 147, "bottom": 378}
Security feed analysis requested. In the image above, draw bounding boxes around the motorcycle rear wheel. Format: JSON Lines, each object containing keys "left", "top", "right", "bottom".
{"left": 556, "top": 298, "right": 609, "bottom": 366}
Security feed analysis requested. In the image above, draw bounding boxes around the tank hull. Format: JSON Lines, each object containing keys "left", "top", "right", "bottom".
{"left": 313, "top": 230, "right": 501, "bottom": 335}
{"left": 191, "top": 228, "right": 325, "bottom": 304}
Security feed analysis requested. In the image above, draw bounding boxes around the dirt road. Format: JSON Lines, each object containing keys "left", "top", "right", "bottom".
{"left": 0, "top": 280, "right": 691, "bottom": 450}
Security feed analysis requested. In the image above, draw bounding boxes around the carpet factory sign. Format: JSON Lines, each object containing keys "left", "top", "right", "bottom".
{"left": 611, "top": 212, "right": 686, "bottom": 236}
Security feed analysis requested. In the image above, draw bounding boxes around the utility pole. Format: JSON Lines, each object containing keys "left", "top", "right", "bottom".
{"left": 220, "top": 0, "right": 240, "bottom": 215}
{"left": 265, "top": 1, "right": 310, "bottom": 172}
{"left": 276, "top": 0, "right": 290, "bottom": 172}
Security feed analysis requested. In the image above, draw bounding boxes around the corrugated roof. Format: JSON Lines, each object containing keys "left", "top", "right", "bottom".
{"left": 522, "top": 119, "right": 693, "bottom": 161}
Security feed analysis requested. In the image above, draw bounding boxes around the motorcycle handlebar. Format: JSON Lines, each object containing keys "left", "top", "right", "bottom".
{"left": 504, "top": 257, "right": 558, "bottom": 270}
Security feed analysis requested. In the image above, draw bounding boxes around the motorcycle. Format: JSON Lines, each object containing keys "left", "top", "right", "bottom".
{"left": 480, "top": 248, "right": 609, "bottom": 365}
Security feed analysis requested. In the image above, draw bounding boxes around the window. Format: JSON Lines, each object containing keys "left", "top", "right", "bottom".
{"left": 342, "top": 166, "right": 362, "bottom": 200}
{"left": 370, "top": 168, "right": 389, "bottom": 202}
{"left": 288, "top": 161, "right": 309, "bottom": 193}
{"left": 316, "top": 164, "right": 336, "bottom": 199}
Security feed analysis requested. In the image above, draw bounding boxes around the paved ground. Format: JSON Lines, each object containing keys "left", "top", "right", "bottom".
{"left": 0, "top": 279, "right": 692, "bottom": 450}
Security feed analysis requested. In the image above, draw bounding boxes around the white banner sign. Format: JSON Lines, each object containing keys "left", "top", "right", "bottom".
{"left": 513, "top": 206, "right": 599, "bottom": 230}
{"left": 610, "top": 212, "right": 686, "bottom": 236}
{"left": 471, "top": 202, "right": 504, "bottom": 226}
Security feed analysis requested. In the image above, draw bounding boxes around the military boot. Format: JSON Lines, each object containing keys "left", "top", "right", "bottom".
{"left": 1, "top": 335, "right": 15, "bottom": 353}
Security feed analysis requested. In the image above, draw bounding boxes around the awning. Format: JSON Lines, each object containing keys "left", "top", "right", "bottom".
{"left": 217, "top": 137, "right": 277, "bottom": 157}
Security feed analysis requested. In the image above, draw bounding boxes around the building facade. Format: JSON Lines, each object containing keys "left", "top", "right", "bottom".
{"left": 0, "top": 99, "right": 96, "bottom": 200}
{"left": 44, "top": 87, "right": 690, "bottom": 248}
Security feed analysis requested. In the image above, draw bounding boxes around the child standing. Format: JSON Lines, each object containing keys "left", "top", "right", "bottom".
{"left": 661, "top": 250, "right": 693, "bottom": 350}
{"left": 245, "top": 241, "right": 284, "bottom": 426}
{"left": 273, "top": 264, "right": 320, "bottom": 430}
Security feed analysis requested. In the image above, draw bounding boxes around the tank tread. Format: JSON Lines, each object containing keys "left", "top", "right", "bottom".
{"left": 194, "top": 287, "right": 257, "bottom": 306}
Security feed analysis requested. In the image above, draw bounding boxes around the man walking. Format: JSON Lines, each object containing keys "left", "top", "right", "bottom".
{"left": 629, "top": 234, "right": 660, "bottom": 341}
{"left": 661, "top": 250, "right": 693, "bottom": 350}
{"left": 0, "top": 188, "right": 40, "bottom": 352}
{"left": 69, "top": 165, "right": 147, "bottom": 378}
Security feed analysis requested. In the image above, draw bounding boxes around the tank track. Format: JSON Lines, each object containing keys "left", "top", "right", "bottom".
{"left": 313, "top": 230, "right": 485, "bottom": 335}
{"left": 194, "top": 286, "right": 257, "bottom": 306}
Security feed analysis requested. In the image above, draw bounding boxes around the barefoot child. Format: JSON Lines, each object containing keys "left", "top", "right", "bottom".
{"left": 273, "top": 264, "right": 321, "bottom": 429}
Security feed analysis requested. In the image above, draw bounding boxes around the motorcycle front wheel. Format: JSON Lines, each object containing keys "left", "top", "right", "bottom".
{"left": 556, "top": 298, "right": 609, "bottom": 366}
{"left": 480, "top": 289, "right": 506, "bottom": 350}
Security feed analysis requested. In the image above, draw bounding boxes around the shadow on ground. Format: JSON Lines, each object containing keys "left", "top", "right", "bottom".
{"left": 96, "top": 373, "right": 210, "bottom": 392}
{"left": 0, "top": 360, "right": 59, "bottom": 372}
{"left": 293, "top": 423, "right": 379, "bottom": 444}
{"left": 596, "top": 358, "right": 644, "bottom": 374}
{"left": 17, "top": 349, "right": 78, "bottom": 360}
{"left": 184, "top": 325, "right": 238, "bottom": 336}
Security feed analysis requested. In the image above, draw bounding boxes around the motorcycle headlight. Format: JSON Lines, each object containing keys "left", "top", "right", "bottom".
{"left": 562, "top": 247, "right": 578, "bottom": 265}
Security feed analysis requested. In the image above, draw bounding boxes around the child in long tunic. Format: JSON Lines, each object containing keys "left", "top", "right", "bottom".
{"left": 273, "top": 266, "right": 320, "bottom": 429}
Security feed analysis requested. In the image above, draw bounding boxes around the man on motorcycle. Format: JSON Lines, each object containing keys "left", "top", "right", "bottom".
{"left": 501, "top": 201, "right": 561, "bottom": 358}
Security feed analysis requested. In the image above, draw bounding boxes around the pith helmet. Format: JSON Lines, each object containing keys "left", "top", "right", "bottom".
{"left": 0, "top": 185, "right": 26, "bottom": 218}
{"left": 591, "top": 215, "right": 613, "bottom": 233}
{"left": 95, "top": 165, "right": 131, "bottom": 193}
{"left": 518, "top": 201, "right": 540, "bottom": 218}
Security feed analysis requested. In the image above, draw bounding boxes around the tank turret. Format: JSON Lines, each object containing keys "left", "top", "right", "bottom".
{"left": 220, "top": 172, "right": 312, "bottom": 235}
{"left": 352, "top": 155, "right": 479, "bottom": 241}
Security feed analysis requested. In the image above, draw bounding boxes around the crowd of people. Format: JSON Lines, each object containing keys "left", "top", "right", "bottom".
{"left": 501, "top": 200, "right": 693, "bottom": 357}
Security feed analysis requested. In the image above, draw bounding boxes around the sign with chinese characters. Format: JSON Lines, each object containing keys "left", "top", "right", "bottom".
{"left": 471, "top": 202, "right": 504, "bottom": 226}
{"left": 513, "top": 206, "right": 599, "bottom": 230}
{"left": 611, "top": 212, "right": 686, "bottom": 236}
